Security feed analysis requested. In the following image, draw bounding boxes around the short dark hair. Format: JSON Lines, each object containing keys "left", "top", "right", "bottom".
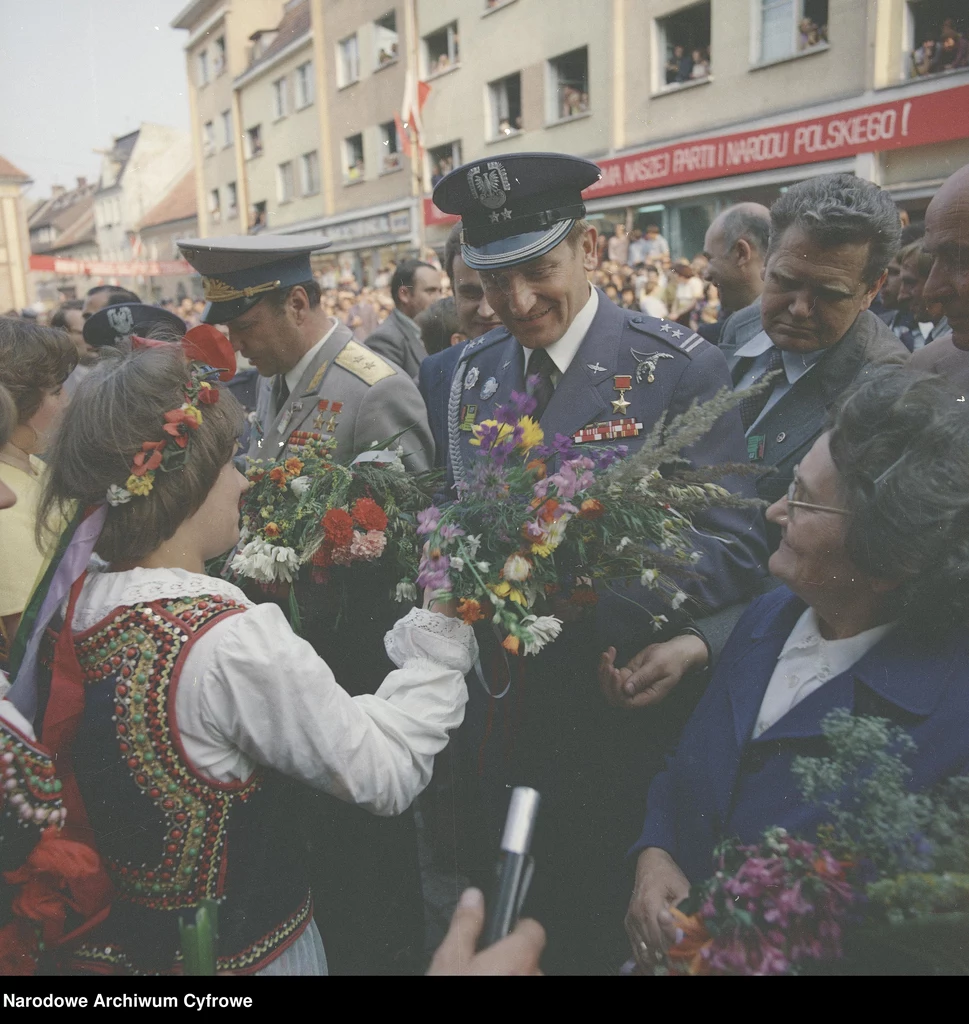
{"left": 719, "top": 204, "right": 771, "bottom": 258}
{"left": 768, "top": 173, "right": 901, "bottom": 287}
{"left": 828, "top": 367, "right": 969, "bottom": 634}
{"left": 0, "top": 317, "right": 77, "bottom": 422}
{"left": 444, "top": 222, "right": 463, "bottom": 286}
{"left": 38, "top": 346, "right": 243, "bottom": 563}
{"left": 416, "top": 297, "right": 461, "bottom": 356}
{"left": 0, "top": 384, "right": 16, "bottom": 448}
{"left": 49, "top": 299, "right": 84, "bottom": 331}
{"left": 262, "top": 279, "right": 322, "bottom": 312}
{"left": 86, "top": 284, "right": 141, "bottom": 304}
{"left": 390, "top": 259, "right": 436, "bottom": 307}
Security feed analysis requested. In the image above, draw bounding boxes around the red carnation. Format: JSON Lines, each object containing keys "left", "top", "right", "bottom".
{"left": 322, "top": 507, "right": 353, "bottom": 547}
{"left": 131, "top": 442, "right": 165, "bottom": 476}
{"left": 197, "top": 385, "right": 220, "bottom": 405}
{"left": 351, "top": 497, "right": 388, "bottom": 532}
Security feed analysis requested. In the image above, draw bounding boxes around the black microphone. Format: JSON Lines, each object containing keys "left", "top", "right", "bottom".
{"left": 481, "top": 786, "right": 541, "bottom": 947}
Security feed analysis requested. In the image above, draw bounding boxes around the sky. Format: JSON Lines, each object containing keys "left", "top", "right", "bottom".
{"left": 0, "top": 0, "right": 191, "bottom": 200}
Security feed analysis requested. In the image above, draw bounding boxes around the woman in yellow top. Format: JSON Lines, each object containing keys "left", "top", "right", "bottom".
{"left": 0, "top": 318, "right": 76, "bottom": 664}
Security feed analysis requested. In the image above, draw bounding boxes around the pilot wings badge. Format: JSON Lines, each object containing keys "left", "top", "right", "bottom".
{"left": 107, "top": 305, "right": 135, "bottom": 340}
{"left": 468, "top": 161, "right": 512, "bottom": 211}
{"left": 630, "top": 348, "right": 675, "bottom": 384}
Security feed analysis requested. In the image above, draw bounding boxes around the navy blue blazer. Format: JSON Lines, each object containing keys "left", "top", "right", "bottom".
{"left": 421, "top": 290, "right": 768, "bottom": 614}
{"left": 635, "top": 586, "right": 969, "bottom": 884}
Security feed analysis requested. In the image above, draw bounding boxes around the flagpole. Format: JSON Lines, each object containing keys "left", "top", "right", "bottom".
{"left": 406, "top": 0, "right": 426, "bottom": 256}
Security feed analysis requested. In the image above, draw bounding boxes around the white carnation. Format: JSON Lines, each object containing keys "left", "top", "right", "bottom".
{"left": 450, "top": 556, "right": 465, "bottom": 572}
{"left": 520, "top": 615, "right": 563, "bottom": 656}
{"left": 231, "top": 536, "right": 299, "bottom": 584}
{"left": 671, "top": 591, "right": 688, "bottom": 610}
{"left": 290, "top": 476, "right": 311, "bottom": 498}
{"left": 395, "top": 580, "right": 418, "bottom": 603}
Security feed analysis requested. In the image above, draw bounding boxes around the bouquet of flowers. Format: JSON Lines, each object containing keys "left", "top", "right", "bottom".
{"left": 416, "top": 386, "right": 755, "bottom": 656}
{"left": 227, "top": 436, "right": 437, "bottom": 630}
{"left": 664, "top": 710, "right": 969, "bottom": 976}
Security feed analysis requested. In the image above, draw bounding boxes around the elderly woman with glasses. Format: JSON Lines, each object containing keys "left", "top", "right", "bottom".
{"left": 624, "top": 367, "right": 969, "bottom": 970}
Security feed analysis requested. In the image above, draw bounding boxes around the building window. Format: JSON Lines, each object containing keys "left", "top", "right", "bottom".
{"left": 203, "top": 120, "right": 215, "bottom": 157}
{"left": 246, "top": 125, "right": 263, "bottom": 159}
{"left": 374, "top": 11, "right": 399, "bottom": 67}
{"left": 227, "top": 181, "right": 238, "bottom": 216}
{"left": 301, "top": 151, "right": 320, "bottom": 195}
{"left": 249, "top": 200, "right": 268, "bottom": 233}
{"left": 197, "top": 49, "right": 209, "bottom": 86}
{"left": 213, "top": 35, "right": 227, "bottom": 76}
{"left": 221, "top": 109, "right": 233, "bottom": 147}
{"left": 344, "top": 133, "right": 365, "bottom": 183}
{"left": 429, "top": 140, "right": 461, "bottom": 186}
{"left": 908, "top": 1, "right": 969, "bottom": 78}
{"left": 278, "top": 161, "right": 295, "bottom": 203}
{"left": 548, "top": 46, "right": 589, "bottom": 122}
{"left": 272, "top": 77, "right": 288, "bottom": 120}
{"left": 488, "top": 72, "right": 522, "bottom": 139}
{"left": 295, "top": 60, "right": 314, "bottom": 108}
{"left": 424, "top": 21, "right": 460, "bottom": 76}
{"left": 658, "top": 2, "right": 711, "bottom": 88}
{"left": 379, "top": 121, "right": 402, "bottom": 174}
{"left": 208, "top": 188, "right": 221, "bottom": 224}
{"left": 337, "top": 33, "right": 360, "bottom": 86}
{"left": 757, "top": 0, "right": 828, "bottom": 64}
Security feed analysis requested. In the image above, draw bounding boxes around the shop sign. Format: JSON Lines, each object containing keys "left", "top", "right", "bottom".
{"left": 325, "top": 208, "right": 412, "bottom": 244}
{"left": 29, "top": 255, "right": 193, "bottom": 277}
{"left": 585, "top": 82, "right": 969, "bottom": 200}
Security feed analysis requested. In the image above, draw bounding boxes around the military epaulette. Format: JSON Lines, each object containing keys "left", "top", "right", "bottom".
{"left": 334, "top": 340, "right": 397, "bottom": 386}
{"left": 629, "top": 316, "right": 706, "bottom": 359}
{"left": 462, "top": 325, "right": 511, "bottom": 355}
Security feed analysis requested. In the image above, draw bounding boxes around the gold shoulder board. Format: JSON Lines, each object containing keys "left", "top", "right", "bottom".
{"left": 334, "top": 340, "right": 396, "bottom": 386}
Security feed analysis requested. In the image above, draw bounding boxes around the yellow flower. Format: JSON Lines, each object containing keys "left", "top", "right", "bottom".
{"left": 530, "top": 542, "right": 554, "bottom": 559}
{"left": 126, "top": 472, "right": 154, "bottom": 496}
{"left": 490, "top": 581, "right": 527, "bottom": 605}
{"left": 469, "top": 419, "right": 513, "bottom": 447}
{"left": 181, "top": 403, "right": 203, "bottom": 427}
{"left": 516, "top": 416, "right": 544, "bottom": 452}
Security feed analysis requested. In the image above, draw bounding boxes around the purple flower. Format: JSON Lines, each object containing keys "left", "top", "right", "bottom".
{"left": 439, "top": 523, "right": 465, "bottom": 541}
{"left": 417, "top": 551, "right": 451, "bottom": 592}
{"left": 417, "top": 506, "right": 441, "bottom": 536}
{"left": 473, "top": 422, "right": 503, "bottom": 450}
{"left": 495, "top": 390, "right": 537, "bottom": 424}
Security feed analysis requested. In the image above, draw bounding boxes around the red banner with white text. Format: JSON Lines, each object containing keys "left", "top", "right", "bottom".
{"left": 29, "top": 255, "right": 194, "bottom": 277}
{"left": 583, "top": 83, "right": 969, "bottom": 200}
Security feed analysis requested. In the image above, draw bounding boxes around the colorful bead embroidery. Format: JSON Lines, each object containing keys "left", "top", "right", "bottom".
{"left": 0, "top": 721, "right": 66, "bottom": 830}
{"left": 76, "top": 595, "right": 254, "bottom": 911}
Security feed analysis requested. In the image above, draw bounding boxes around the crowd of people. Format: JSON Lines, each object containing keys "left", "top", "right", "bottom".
{"left": 2, "top": 152, "right": 969, "bottom": 978}
{"left": 911, "top": 17, "right": 969, "bottom": 77}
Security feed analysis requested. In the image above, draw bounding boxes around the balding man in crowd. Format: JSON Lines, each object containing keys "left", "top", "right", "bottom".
{"left": 720, "top": 173, "right": 908, "bottom": 523}
{"left": 911, "top": 162, "right": 969, "bottom": 391}
{"left": 700, "top": 202, "right": 772, "bottom": 345}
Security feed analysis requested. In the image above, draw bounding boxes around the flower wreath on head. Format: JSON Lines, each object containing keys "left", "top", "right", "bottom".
{"left": 105, "top": 327, "right": 234, "bottom": 507}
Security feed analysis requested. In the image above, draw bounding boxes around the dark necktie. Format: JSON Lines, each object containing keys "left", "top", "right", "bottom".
{"left": 271, "top": 375, "right": 290, "bottom": 418}
{"left": 526, "top": 348, "right": 557, "bottom": 422}
{"left": 739, "top": 346, "right": 785, "bottom": 432}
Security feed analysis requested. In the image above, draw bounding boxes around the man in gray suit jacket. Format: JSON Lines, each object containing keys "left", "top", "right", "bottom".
{"left": 364, "top": 258, "right": 442, "bottom": 378}
{"left": 720, "top": 174, "right": 909, "bottom": 521}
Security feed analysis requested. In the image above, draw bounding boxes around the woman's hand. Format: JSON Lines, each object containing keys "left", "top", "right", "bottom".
{"left": 625, "top": 847, "right": 690, "bottom": 971}
{"left": 422, "top": 586, "right": 458, "bottom": 618}
{"left": 598, "top": 634, "right": 708, "bottom": 710}
{"left": 427, "top": 888, "right": 545, "bottom": 976}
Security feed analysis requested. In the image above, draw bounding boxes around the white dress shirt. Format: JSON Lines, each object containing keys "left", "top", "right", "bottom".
{"left": 66, "top": 566, "right": 478, "bottom": 975}
{"left": 284, "top": 319, "right": 339, "bottom": 396}
{"left": 734, "top": 330, "right": 825, "bottom": 435}
{"left": 523, "top": 285, "right": 599, "bottom": 385}
{"left": 753, "top": 606, "right": 895, "bottom": 739}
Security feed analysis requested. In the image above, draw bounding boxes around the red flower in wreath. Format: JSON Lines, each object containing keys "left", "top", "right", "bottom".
{"left": 351, "top": 497, "right": 388, "bottom": 533}
{"left": 269, "top": 466, "right": 288, "bottom": 488}
{"left": 131, "top": 441, "right": 165, "bottom": 476}
{"left": 322, "top": 507, "right": 353, "bottom": 547}
{"left": 163, "top": 407, "right": 201, "bottom": 447}
{"left": 196, "top": 383, "right": 220, "bottom": 405}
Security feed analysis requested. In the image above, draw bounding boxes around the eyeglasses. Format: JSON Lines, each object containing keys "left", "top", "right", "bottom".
{"left": 784, "top": 466, "right": 850, "bottom": 518}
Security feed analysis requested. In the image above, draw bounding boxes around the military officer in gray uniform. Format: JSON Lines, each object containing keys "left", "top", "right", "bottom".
{"left": 426, "top": 153, "right": 768, "bottom": 974}
{"left": 177, "top": 234, "right": 434, "bottom": 975}
{"left": 177, "top": 234, "right": 433, "bottom": 471}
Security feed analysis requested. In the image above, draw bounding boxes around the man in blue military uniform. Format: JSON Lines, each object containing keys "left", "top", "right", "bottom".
{"left": 425, "top": 153, "right": 768, "bottom": 973}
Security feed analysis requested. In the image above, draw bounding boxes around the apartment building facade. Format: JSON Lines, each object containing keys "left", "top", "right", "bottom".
{"left": 0, "top": 156, "right": 32, "bottom": 313}
{"left": 174, "top": 0, "right": 969, "bottom": 278}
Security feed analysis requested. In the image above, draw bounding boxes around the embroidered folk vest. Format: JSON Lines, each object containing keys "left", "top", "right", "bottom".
{"left": 64, "top": 594, "right": 312, "bottom": 974}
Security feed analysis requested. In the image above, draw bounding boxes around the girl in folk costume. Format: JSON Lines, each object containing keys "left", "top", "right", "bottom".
{"left": 9, "top": 344, "right": 477, "bottom": 975}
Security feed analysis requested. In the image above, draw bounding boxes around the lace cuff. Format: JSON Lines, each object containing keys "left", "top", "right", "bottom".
{"left": 384, "top": 608, "right": 479, "bottom": 675}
